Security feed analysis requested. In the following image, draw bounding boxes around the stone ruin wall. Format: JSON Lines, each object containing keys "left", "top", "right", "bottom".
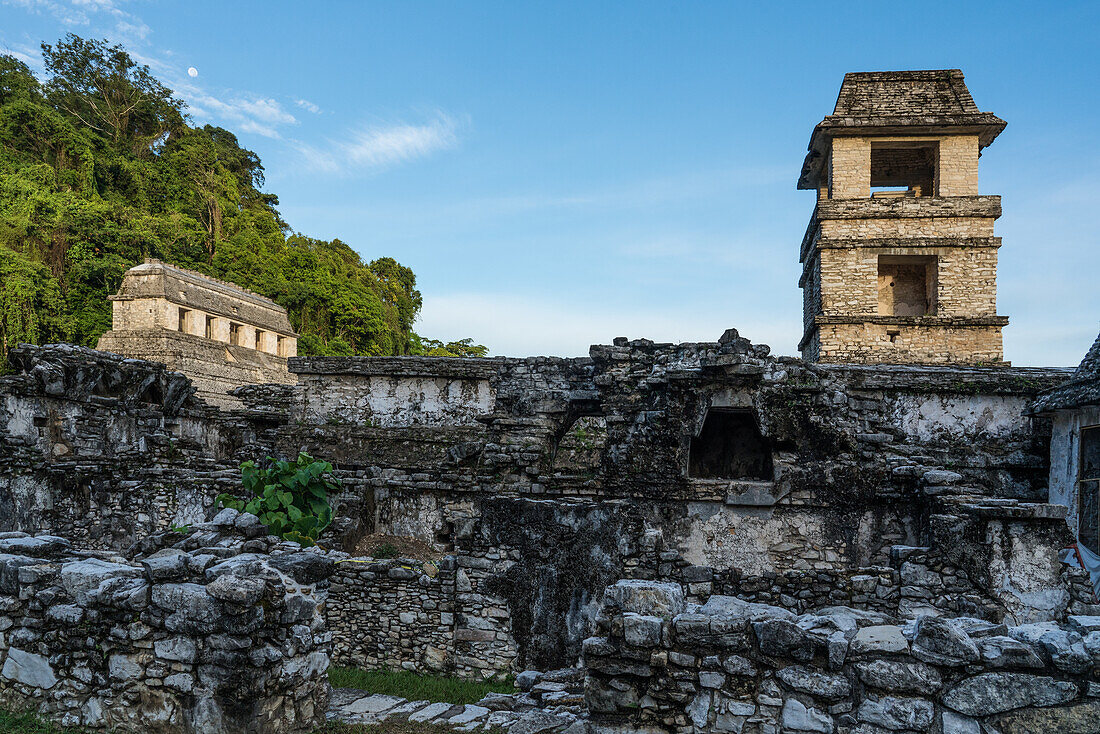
{"left": 0, "top": 337, "right": 1083, "bottom": 680}
{"left": 0, "top": 517, "right": 333, "bottom": 733}
{"left": 585, "top": 579, "right": 1100, "bottom": 734}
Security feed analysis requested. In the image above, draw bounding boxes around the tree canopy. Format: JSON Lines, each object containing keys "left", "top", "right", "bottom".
{"left": 0, "top": 34, "right": 485, "bottom": 360}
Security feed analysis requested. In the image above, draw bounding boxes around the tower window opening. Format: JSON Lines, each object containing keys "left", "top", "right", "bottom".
{"left": 878, "top": 255, "right": 937, "bottom": 317}
{"left": 689, "top": 409, "right": 773, "bottom": 480}
{"left": 870, "top": 142, "right": 937, "bottom": 198}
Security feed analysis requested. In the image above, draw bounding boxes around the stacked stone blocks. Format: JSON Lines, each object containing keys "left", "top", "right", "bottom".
{"left": 0, "top": 514, "right": 334, "bottom": 733}
{"left": 585, "top": 580, "right": 1100, "bottom": 734}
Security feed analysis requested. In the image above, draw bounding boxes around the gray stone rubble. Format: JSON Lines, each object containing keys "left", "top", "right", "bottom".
{"left": 0, "top": 513, "right": 333, "bottom": 733}
{"left": 584, "top": 580, "right": 1100, "bottom": 733}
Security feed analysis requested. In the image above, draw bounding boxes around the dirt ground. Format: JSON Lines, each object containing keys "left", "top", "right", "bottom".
{"left": 351, "top": 533, "right": 442, "bottom": 561}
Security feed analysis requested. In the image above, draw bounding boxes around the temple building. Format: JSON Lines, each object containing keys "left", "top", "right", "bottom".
{"left": 797, "top": 69, "right": 1010, "bottom": 365}
{"left": 96, "top": 259, "right": 297, "bottom": 407}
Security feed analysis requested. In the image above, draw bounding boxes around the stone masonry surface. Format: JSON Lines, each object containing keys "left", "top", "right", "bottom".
{"left": 0, "top": 337, "right": 1080, "bottom": 681}
{"left": 585, "top": 579, "right": 1100, "bottom": 734}
{"left": 0, "top": 510, "right": 334, "bottom": 733}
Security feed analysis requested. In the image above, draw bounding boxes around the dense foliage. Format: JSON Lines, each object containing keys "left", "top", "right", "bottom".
{"left": 217, "top": 452, "right": 339, "bottom": 548}
{"left": 0, "top": 35, "right": 483, "bottom": 361}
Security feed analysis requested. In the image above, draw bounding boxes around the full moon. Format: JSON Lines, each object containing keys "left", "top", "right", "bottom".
{"left": 187, "top": 67, "right": 198, "bottom": 78}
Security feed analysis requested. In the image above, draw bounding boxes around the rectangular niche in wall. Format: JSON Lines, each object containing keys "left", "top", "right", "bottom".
{"left": 1079, "top": 426, "right": 1100, "bottom": 555}
{"left": 878, "top": 255, "right": 937, "bottom": 317}
{"left": 689, "top": 409, "right": 773, "bottom": 481}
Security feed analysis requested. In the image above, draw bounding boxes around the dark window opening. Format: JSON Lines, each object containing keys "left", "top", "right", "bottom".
{"left": 870, "top": 142, "right": 937, "bottom": 198}
{"left": 878, "top": 255, "right": 937, "bottom": 317}
{"left": 229, "top": 322, "right": 242, "bottom": 346}
{"left": 1079, "top": 427, "right": 1100, "bottom": 554}
{"left": 205, "top": 315, "right": 215, "bottom": 339}
{"left": 255, "top": 329, "right": 264, "bottom": 351}
{"left": 177, "top": 308, "right": 190, "bottom": 332}
{"left": 435, "top": 521, "right": 455, "bottom": 552}
{"left": 689, "top": 409, "right": 773, "bottom": 480}
{"left": 140, "top": 381, "right": 163, "bottom": 406}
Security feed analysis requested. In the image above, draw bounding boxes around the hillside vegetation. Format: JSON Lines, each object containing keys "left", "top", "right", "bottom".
{"left": 0, "top": 34, "right": 484, "bottom": 360}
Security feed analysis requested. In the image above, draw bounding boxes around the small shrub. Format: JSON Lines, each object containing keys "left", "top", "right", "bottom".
{"left": 371, "top": 542, "right": 398, "bottom": 559}
{"left": 217, "top": 452, "right": 340, "bottom": 548}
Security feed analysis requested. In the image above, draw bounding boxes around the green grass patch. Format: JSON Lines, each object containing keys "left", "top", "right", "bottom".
{"left": 328, "top": 668, "right": 514, "bottom": 705}
{"left": 0, "top": 709, "right": 88, "bottom": 734}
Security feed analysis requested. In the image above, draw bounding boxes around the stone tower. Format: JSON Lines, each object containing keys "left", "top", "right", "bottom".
{"left": 797, "top": 69, "right": 1009, "bottom": 365}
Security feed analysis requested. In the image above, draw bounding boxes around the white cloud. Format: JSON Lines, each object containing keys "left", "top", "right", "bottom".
{"left": 4, "top": 0, "right": 151, "bottom": 41}
{"left": 235, "top": 97, "right": 297, "bottom": 125}
{"left": 296, "top": 98, "right": 321, "bottom": 114}
{"left": 4, "top": 0, "right": 89, "bottom": 25}
{"left": 417, "top": 291, "right": 801, "bottom": 358}
{"left": 297, "top": 112, "right": 460, "bottom": 174}
{"left": 343, "top": 113, "right": 458, "bottom": 168}
{"left": 174, "top": 82, "right": 298, "bottom": 139}
{"left": 0, "top": 40, "right": 43, "bottom": 70}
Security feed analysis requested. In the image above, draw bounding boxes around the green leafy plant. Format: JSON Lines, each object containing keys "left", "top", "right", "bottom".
{"left": 216, "top": 452, "right": 340, "bottom": 547}
{"left": 371, "top": 542, "right": 398, "bottom": 559}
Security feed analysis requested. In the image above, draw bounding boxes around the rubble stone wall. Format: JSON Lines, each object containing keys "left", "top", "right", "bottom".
{"left": 327, "top": 554, "right": 517, "bottom": 680}
{"left": 584, "top": 580, "right": 1100, "bottom": 734}
{"left": 0, "top": 516, "right": 334, "bottom": 733}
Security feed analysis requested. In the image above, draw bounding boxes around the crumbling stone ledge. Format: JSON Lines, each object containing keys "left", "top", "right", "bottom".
{"left": 0, "top": 510, "right": 334, "bottom": 733}
{"left": 584, "top": 579, "right": 1100, "bottom": 733}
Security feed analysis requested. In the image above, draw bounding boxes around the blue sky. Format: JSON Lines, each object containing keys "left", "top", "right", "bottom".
{"left": 2, "top": 1, "right": 1098, "bottom": 365}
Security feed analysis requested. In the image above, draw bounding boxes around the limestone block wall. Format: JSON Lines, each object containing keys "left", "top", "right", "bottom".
{"left": 829, "top": 137, "right": 870, "bottom": 199}
{"left": 813, "top": 322, "right": 1005, "bottom": 365}
{"left": 327, "top": 555, "right": 517, "bottom": 680}
{"left": 820, "top": 213, "right": 996, "bottom": 240}
{"left": 585, "top": 580, "right": 1100, "bottom": 734}
{"left": 937, "top": 135, "right": 980, "bottom": 196}
{"left": 0, "top": 520, "right": 334, "bottom": 733}
{"left": 0, "top": 345, "right": 265, "bottom": 547}
{"left": 96, "top": 331, "right": 296, "bottom": 408}
{"left": 816, "top": 245, "right": 999, "bottom": 318}
{"left": 296, "top": 372, "right": 495, "bottom": 427}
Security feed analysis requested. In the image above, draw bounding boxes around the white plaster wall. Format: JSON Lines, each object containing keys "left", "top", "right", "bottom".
{"left": 2, "top": 396, "right": 36, "bottom": 440}
{"left": 304, "top": 375, "right": 495, "bottom": 427}
{"left": 888, "top": 394, "right": 1031, "bottom": 442}
{"left": 986, "top": 519, "right": 1070, "bottom": 624}
{"left": 677, "top": 503, "right": 842, "bottom": 575}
